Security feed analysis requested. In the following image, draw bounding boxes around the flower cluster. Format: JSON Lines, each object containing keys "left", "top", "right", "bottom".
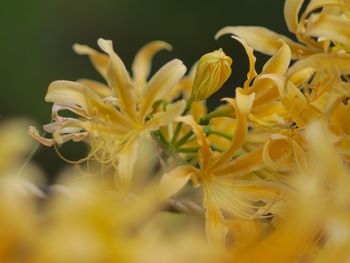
{"left": 1, "top": 0, "right": 347, "bottom": 261}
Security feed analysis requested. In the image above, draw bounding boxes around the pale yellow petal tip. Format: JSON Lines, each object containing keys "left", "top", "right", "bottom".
{"left": 215, "top": 26, "right": 235, "bottom": 40}
{"left": 147, "top": 40, "right": 173, "bottom": 52}
{"left": 72, "top": 43, "right": 97, "bottom": 55}
{"left": 97, "top": 38, "right": 114, "bottom": 54}
{"left": 169, "top": 58, "right": 187, "bottom": 78}
{"left": 172, "top": 58, "right": 185, "bottom": 67}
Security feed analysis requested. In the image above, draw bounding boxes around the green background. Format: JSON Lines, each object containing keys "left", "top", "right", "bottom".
{"left": 0, "top": 0, "right": 289, "bottom": 177}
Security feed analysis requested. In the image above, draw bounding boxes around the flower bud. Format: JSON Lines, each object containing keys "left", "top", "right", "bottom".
{"left": 190, "top": 49, "right": 232, "bottom": 101}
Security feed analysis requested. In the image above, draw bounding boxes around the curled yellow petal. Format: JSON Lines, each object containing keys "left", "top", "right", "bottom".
{"left": 28, "top": 126, "right": 54, "bottom": 147}
{"left": 190, "top": 49, "right": 232, "bottom": 101}
{"left": 249, "top": 42, "right": 291, "bottom": 106}
{"left": 231, "top": 36, "right": 257, "bottom": 89}
{"left": 50, "top": 120, "right": 90, "bottom": 145}
{"left": 261, "top": 40, "right": 291, "bottom": 75}
{"left": 45, "top": 80, "right": 99, "bottom": 114}
{"left": 216, "top": 26, "right": 318, "bottom": 59}
{"left": 284, "top": 0, "right": 304, "bottom": 33}
{"left": 132, "top": 41, "right": 172, "bottom": 87}
{"left": 73, "top": 44, "right": 109, "bottom": 78}
{"left": 263, "top": 136, "right": 294, "bottom": 172}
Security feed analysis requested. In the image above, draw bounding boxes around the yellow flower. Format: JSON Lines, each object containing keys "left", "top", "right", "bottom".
{"left": 30, "top": 38, "right": 187, "bottom": 192}
{"left": 160, "top": 101, "right": 283, "bottom": 245}
{"left": 216, "top": 0, "right": 350, "bottom": 59}
{"left": 230, "top": 121, "right": 350, "bottom": 262}
{"left": 190, "top": 49, "right": 232, "bottom": 101}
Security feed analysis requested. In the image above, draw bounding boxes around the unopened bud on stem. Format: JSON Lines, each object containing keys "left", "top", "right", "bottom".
{"left": 190, "top": 49, "right": 232, "bottom": 102}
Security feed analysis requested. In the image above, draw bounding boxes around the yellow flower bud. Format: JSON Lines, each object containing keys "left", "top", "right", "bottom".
{"left": 190, "top": 49, "right": 232, "bottom": 101}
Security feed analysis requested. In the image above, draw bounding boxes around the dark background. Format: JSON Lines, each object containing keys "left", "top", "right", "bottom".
{"left": 0, "top": 0, "right": 288, "bottom": 177}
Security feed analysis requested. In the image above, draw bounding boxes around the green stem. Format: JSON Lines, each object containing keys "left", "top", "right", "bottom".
{"left": 178, "top": 147, "right": 200, "bottom": 153}
{"left": 171, "top": 122, "right": 182, "bottom": 143}
{"left": 204, "top": 127, "right": 232, "bottom": 140}
{"left": 184, "top": 96, "right": 194, "bottom": 114}
{"left": 171, "top": 96, "right": 194, "bottom": 144}
{"left": 152, "top": 131, "right": 172, "bottom": 156}
{"left": 210, "top": 144, "right": 224, "bottom": 153}
{"left": 199, "top": 104, "right": 233, "bottom": 125}
{"left": 176, "top": 130, "right": 194, "bottom": 147}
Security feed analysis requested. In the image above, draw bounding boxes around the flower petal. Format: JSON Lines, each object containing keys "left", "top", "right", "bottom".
{"left": 166, "top": 63, "right": 197, "bottom": 101}
{"left": 116, "top": 140, "right": 139, "bottom": 194}
{"left": 287, "top": 53, "right": 350, "bottom": 77}
{"left": 160, "top": 165, "right": 196, "bottom": 199}
{"left": 258, "top": 74, "right": 308, "bottom": 126}
{"left": 263, "top": 136, "right": 294, "bottom": 172}
{"left": 140, "top": 59, "right": 186, "bottom": 119}
{"left": 284, "top": 0, "right": 304, "bottom": 33}
{"left": 288, "top": 67, "right": 316, "bottom": 87}
{"left": 213, "top": 148, "right": 264, "bottom": 176}
{"left": 145, "top": 100, "right": 186, "bottom": 131}
{"left": 261, "top": 40, "right": 291, "bottom": 75}
{"left": 132, "top": 41, "right": 172, "bottom": 87}
{"left": 73, "top": 44, "right": 109, "bottom": 78}
{"left": 307, "top": 13, "right": 350, "bottom": 47}
{"left": 46, "top": 80, "right": 135, "bottom": 129}
{"left": 47, "top": 120, "right": 90, "bottom": 145}
{"left": 28, "top": 126, "right": 54, "bottom": 147}
{"left": 216, "top": 26, "right": 317, "bottom": 59}
{"left": 235, "top": 88, "right": 256, "bottom": 116}
{"left": 203, "top": 175, "right": 280, "bottom": 221}
{"left": 203, "top": 194, "right": 228, "bottom": 246}
{"left": 249, "top": 42, "right": 291, "bottom": 106}
{"left": 45, "top": 80, "right": 99, "bottom": 114}
{"left": 77, "top": 79, "right": 112, "bottom": 98}
{"left": 211, "top": 98, "right": 247, "bottom": 170}
{"left": 177, "top": 115, "right": 211, "bottom": 170}
{"left": 97, "top": 38, "right": 137, "bottom": 120}
{"left": 303, "top": 0, "right": 346, "bottom": 20}
{"left": 231, "top": 36, "right": 257, "bottom": 89}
